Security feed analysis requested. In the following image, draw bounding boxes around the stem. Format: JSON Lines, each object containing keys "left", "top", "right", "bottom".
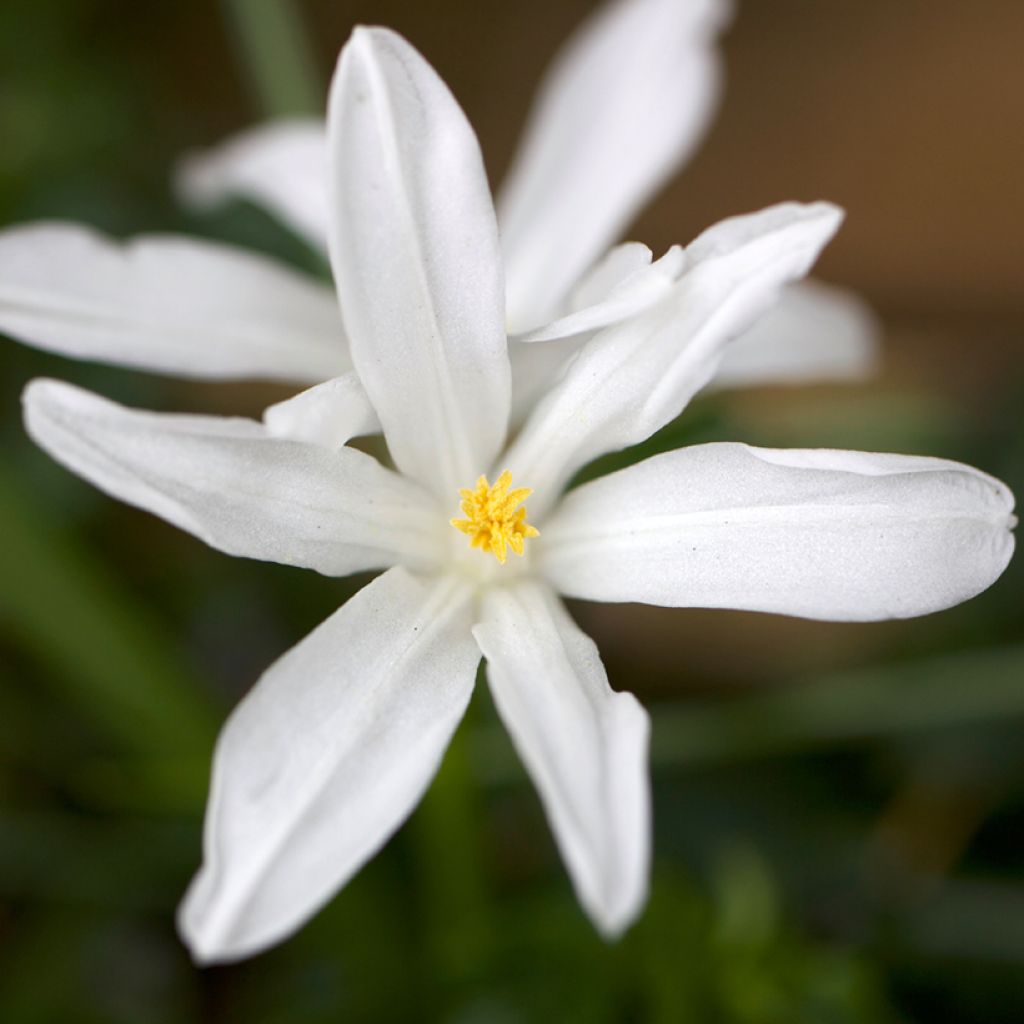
{"left": 410, "top": 685, "right": 493, "bottom": 999}
{"left": 222, "top": 0, "right": 323, "bottom": 118}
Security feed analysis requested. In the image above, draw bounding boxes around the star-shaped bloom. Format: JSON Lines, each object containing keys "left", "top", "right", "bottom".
{"left": 19, "top": 28, "right": 1015, "bottom": 963}
{"left": 0, "top": 0, "right": 877, "bottom": 413}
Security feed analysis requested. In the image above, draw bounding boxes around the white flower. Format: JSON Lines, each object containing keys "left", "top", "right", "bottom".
{"left": 19, "top": 27, "right": 1015, "bottom": 964}
{"left": 0, "top": 0, "right": 876, "bottom": 411}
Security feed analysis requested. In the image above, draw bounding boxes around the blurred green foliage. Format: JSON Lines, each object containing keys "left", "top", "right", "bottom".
{"left": 2, "top": 1, "right": 1023, "bottom": 1022}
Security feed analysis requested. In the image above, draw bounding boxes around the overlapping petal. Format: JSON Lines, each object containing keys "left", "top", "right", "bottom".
{"left": 517, "top": 245, "right": 685, "bottom": 344}
{"left": 508, "top": 337, "right": 586, "bottom": 427}
{"left": 180, "top": 567, "right": 480, "bottom": 962}
{"left": 570, "top": 242, "right": 659, "bottom": 309}
{"left": 498, "top": 0, "right": 732, "bottom": 331}
{"left": 539, "top": 443, "right": 1016, "bottom": 621}
{"left": 23, "top": 379, "right": 443, "bottom": 576}
{"left": 0, "top": 223, "right": 347, "bottom": 382}
{"left": 509, "top": 272, "right": 876, "bottom": 424}
{"left": 328, "top": 27, "right": 510, "bottom": 498}
{"left": 713, "top": 279, "right": 879, "bottom": 389}
{"left": 177, "top": 120, "right": 330, "bottom": 252}
{"left": 473, "top": 581, "right": 650, "bottom": 936}
{"left": 506, "top": 203, "right": 843, "bottom": 511}
{"left": 263, "top": 372, "right": 379, "bottom": 448}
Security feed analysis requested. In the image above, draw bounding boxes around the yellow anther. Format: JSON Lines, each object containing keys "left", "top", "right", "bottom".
{"left": 450, "top": 470, "right": 540, "bottom": 564}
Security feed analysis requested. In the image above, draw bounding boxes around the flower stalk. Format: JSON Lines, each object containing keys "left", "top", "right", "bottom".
{"left": 222, "top": 0, "right": 322, "bottom": 118}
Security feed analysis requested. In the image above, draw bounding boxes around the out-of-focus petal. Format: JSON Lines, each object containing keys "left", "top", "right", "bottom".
{"left": 506, "top": 203, "right": 843, "bottom": 513}
{"left": 498, "top": 0, "right": 732, "bottom": 331}
{"left": 712, "top": 279, "right": 880, "bottom": 389}
{"left": 474, "top": 581, "right": 650, "bottom": 937}
{"left": 180, "top": 567, "right": 479, "bottom": 962}
{"left": 177, "top": 120, "right": 329, "bottom": 252}
{"left": 540, "top": 442, "right": 1016, "bottom": 621}
{"left": 23, "top": 379, "right": 443, "bottom": 576}
{"left": 0, "top": 223, "right": 346, "bottom": 383}
{"left": 328, "top": 27, "right": 510, "bottom": 498}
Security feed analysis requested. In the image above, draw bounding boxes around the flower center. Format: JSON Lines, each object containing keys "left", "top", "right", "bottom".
{"left": 450, "top": 470, "right": 539, "bottom": 564}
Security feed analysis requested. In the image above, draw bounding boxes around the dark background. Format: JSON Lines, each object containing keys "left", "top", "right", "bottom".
{"left": 1, "top": 1, "right": 1022, "bottom": 1020}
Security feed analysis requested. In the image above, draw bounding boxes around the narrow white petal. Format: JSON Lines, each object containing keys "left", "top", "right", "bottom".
{"left": 328, "top": 27, "right": 510, "bottom": 498}
{"left": 712, "top": 279, "right": 880, "bottom": 389}
{"left": 23, "top": 379, "right": 443, "bottom": 576}
{"left": 474, "top": 581, "right": 650, "bottom": 937}
{"left": 263, "top": 372, "right": 380, "bottom": 448}
{"left": 0, "top": 223, "right": 346, "bottom": 383}
{"left": 498, "top": 0, "right": 732, "bottom": 331}
{"left": 180, "top": 567, "right": 480, "bottom": 963}
{"left": 176, "top": 120, "right": 329, "bottom": 251}
{"left": 540, "top": 443, "right": 1016, "bottom": 621}
{"left": 507, "top": 203, "right": 843, "bottom": 512}
{"left": 518, "top": 246, "right": 685, "bottom": 344}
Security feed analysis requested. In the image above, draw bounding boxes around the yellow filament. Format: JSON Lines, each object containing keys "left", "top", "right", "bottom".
{"left": 450, "top": 470, "right": 540, "bottom": 564}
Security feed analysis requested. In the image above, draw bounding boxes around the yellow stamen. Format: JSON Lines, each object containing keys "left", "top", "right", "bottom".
{"left": 450, "top": 469, "right": 540, "bottom": 564}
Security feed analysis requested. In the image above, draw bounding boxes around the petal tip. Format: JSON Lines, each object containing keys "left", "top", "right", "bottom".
{"left": 586, "top": 883, "right": 648, "bottom": 944}
{"left": 176, "top": 883, "right": 224, "bottom": 967}
{"left": 810, "top": 199, "right": 846, "bottom": 232}
{"left": 20, "top": 376, "right": 73, "bottom": 428}
{"left": 20, "top": 376, "right": 51, "bottom": 407}
{"left": 782, "top": 200, "right": 845, "bottom": 241}
{"left": 342, "top": 23, "right": 404, "bottom": 65}
{"left": 176, "top": 871, "right": 262, "bottom": 967}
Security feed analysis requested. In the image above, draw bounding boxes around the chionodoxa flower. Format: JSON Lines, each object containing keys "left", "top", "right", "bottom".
{"left": 15, "top": 27, "right": 1016, "bottom": 964}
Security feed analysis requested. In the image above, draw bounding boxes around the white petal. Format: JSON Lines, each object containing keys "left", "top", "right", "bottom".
{"left": 509, "top": 337, "right": 587, "bottom": 428}
{"left": 23, "top": 379, "right": 443, "bottom": 576}
{"left": 176, "top": 120, "right": 329, "bottom": 252}
{"left": 508, "top": 246, "right": 683, "bottom": 425}
{"left": 263, "top": 372, "right": 380, "bottom": 448}
{"left": 0, "top": 223, "right": 346, "bottom": 383}
{"left": 506, "top": 203, "right": 843, "bottom": 512}
{"left": 518, "top": 245, "right": 685, "bottom": 344}
{"left": 328, "top": 28, "right": 510, "bottom": 498}
{"left": 473, "top": 581, "right": 650, "bottom": 937}
{"left": 712, "top": 279, "right": 880, "bottom": 389}
{"left": 540, "top": 443, "right": 1016, "bottom": 621}
{"left": 498, "top": 0, "right": 732, "bottom": 331}
{"left": 570, "top": 242, "right": 656, "bottom": 310}
{"left": 180, "top": 567, "right": 479, "bottom": 963}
